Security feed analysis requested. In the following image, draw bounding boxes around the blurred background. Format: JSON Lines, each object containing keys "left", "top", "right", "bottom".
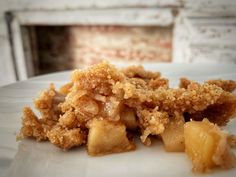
{"left": 0, "top": 0, "right": 236, "bottom": 86}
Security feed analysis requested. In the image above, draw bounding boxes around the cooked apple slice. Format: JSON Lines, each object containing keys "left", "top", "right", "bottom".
{"left": 87, "top": 118, "right": 135, "bottom": 156}
{"left": 184, "top": 119, "right": 236, "bottom": 173}
{"left": 120, "top": 107, "right": 138, "bottom": 130}
{"left": 161, "top": 117, "right": 185, "bottom": 152}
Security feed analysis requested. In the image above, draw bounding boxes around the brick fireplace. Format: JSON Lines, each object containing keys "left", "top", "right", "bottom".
{"left": 29, "top": 25, "right": 172, "bottom": 75}
{"left": 1, "top": 0, "right": 236, "bottom": 85}
{"left": 9, "top": 8, "right": 175, "bottom": 79}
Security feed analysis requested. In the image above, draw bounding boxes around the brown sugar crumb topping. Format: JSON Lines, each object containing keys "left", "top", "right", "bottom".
{"left": 18, "top": 61, "right": 236, "bottom": 173}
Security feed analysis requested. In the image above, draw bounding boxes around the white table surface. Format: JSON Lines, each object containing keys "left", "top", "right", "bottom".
{"left": 1, "top": 63, "right": 236, "bottom": 177}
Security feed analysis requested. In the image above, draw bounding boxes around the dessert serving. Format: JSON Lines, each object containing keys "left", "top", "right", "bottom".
{"left": 17, "top": 61, "right": 236, "bottom": 173}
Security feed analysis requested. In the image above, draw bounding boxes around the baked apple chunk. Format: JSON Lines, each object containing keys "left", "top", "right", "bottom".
{"left": 184, "top": 119, "right": 236, "bottom": 173}
{"left": 87, "top": 118, "right": 135, "bottom": 156}
{"left": 161, "top": 117, "right": 185, "bottom": 152}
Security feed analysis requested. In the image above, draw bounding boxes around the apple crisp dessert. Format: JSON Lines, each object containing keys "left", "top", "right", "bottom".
{"left": 18, "top": 61, "right": 236, "bottom": 173}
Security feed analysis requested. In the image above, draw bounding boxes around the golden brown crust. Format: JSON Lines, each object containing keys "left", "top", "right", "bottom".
{"left": 122, "top": 65, "right": 160, "bottom": 79}
{"left": 59, "top": 82, "right": 73, "bottom": 95}
{"left": 148, "top": 78, "right": 169, "bottom": 89}
{"left": 71, "top": 61, "right": 124, "bottom": 95}
{"left": 227, "top": 134, "right": 236, "bottom": 148}
{"left": 114, "top": 80, "right": 224, "bottom": 115}
{"left": 180, "top": 77, "right": 236, "bottom": 92}
{"left": 186, "top": 92, "right": 236, "bottom": 126}
{"left": 137, "top": 108, "right": 169, "bottom": 145}
{"left": 17, "top": 107, "right": 47, "bottom": 141}
{"left": 34, "top": 83, "right": 64, "bottom": 122}
{"left": 179, "top": 77, "right": 191, "bottom": 89}
{"left": 47, "top": 126, "right": 86, "bottom": 149}
{"left": 207, "top": 79, "right": 236, "bottom": 92}
{"left": 179, "top": 78, "right": 236, "bottom": 125}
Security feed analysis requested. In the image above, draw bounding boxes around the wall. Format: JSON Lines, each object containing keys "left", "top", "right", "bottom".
{"left": 0, "top": 0, "right": 236, "bottom": 86}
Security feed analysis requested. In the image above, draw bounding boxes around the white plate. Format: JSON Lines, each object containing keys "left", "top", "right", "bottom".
{"left": 1, "top": 63, "right": 236, "bottom": 177}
